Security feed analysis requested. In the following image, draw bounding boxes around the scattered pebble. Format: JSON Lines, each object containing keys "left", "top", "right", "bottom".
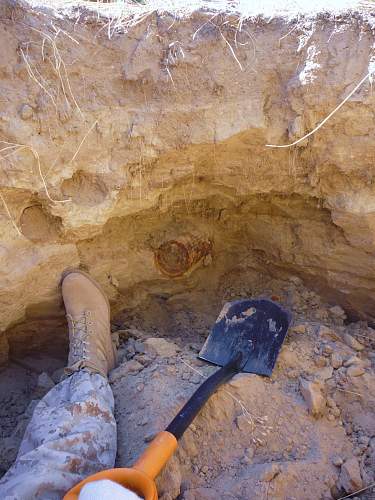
{"left": 332, "top": 456, "right": 344, "bottom": 467}
{"left": 343, "top": 334, "right": 364, "bottom": 352}
{"left": 19, "top": 103, "right": 33, "bottom": 120}
{"left": 331, "top": 352, "right": 343, "bottom": 369}
{"left": 300, "top": 379, "right": 326, "bottom": 417}
{"left": 346, "top": 365, "right": 365, "bottom": 377}
{"left": 338, "top": 458, "right": 363, "bottom": 493}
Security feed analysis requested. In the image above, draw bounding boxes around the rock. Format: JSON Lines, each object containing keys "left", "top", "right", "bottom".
{"left": 329, "top": 306, "right": 346, "bottom": 319}
{"left": 290, "top": 324, "right": 308, "bottom": 334}
{"left": 343, "top": 334, "right": 364, "bottom": 352}
{"left": 331, "top": 407, "right": 341, "bottom": 417}
{"left": 300, "top": 379, "right": 326, "bottom": 417}
{"left": 315, "top": 356, "right": 327, "bottom": 368}
{"left": 322, "top": 345, "right": 334, "bottom": 356}
{"left": 109, "top": 360, "right": 143, "bottom": 383}
{"left": 36, "top": 372, "right": 55, "bottom": 392}
{"left": 262, "top": 464, "right": 281, "bottom": 482}
{"left": 358, "top": 435, "right": 369, "bottom": 446}
{"left": 332, "top": 456, "right": 344, "bottom": 467}
{"left": 318, "top": 326, "right": 340, "bottom": 341}
{"left": 134, "top": 354, "right": 153, "bottom": 367}
{"left": 326, "top": 397, "right": 336, "bottom": 408}
{"left": 331, "top": 352, "right": 343, "bottom": 369}
{"left": 338, "top": 458, "right": 363, "bottom": 493}
{"left": 318, "top": 366, "right": 334, "bottom": 381}
{"left": 19, "top": 103, "right": 33, "bottom": 120}
{"left": 143, "top": 338, "right": 179, "bottom": 358}
{"left": 343, "top": 356, "right": 361, "bottom": 367}
{"left": 236, "top": 414, "right": 251, "bottom": 432}
{"left": 346, "top": 365, "right": 365, "bottom": 377}
{"left": 125, "top": 360, "right": 144, "bottom": 374}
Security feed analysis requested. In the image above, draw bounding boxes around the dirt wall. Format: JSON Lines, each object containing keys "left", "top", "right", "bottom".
{"left": 0, "top": 0, "right": 375, "bottom": 360}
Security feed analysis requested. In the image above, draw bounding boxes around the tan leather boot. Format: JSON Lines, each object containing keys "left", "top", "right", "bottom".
{"left": 62, "top": 269, "right": 117, "bottom": 378}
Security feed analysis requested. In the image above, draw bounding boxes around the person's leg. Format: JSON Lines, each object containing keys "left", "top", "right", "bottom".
{"left": 0, "top": 370, "right": 116, "bottom": 500}
{"left": 0, "top": 270, "right": 118, "bottom": 500}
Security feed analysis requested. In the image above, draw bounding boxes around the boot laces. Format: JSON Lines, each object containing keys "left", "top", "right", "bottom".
{"left": 68, "top": 310, "right": 94, "bottom": 359}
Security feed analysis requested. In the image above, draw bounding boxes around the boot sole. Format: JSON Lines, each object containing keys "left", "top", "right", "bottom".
{"left": 61, "top": 267, "right": 111, "bottom": 316}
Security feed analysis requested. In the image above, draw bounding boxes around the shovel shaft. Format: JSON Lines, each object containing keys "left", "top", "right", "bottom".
{"left": 166, "top": 354, "right": 242, "bottom": 440}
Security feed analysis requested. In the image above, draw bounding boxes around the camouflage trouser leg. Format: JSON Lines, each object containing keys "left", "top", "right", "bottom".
{"left": 0, "top": 371, "right": 117, "bottom": 500}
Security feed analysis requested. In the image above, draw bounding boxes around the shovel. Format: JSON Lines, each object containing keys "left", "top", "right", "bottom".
{"left": 64, "top": 298, "right": 291, "bottom": 500}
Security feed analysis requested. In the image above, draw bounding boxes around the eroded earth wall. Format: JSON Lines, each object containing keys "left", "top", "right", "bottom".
{"left": 0, "top": 0, "right": 375, "bottom": 360}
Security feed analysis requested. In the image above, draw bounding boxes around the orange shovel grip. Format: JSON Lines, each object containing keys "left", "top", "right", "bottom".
{"left": 133, "top": 431, "right": 178, "bottom": 479}
{"left": 63, "top": 431, "right": 177, "bottom": 500}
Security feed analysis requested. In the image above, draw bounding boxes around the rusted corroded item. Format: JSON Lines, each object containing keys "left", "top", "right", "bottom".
{"left": 154, "top": 238, "right": 212, "bottom": 277}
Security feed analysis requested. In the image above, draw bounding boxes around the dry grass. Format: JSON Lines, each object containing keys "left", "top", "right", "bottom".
{"left": 26, "top": 0, "right": 375, "bottom": 39}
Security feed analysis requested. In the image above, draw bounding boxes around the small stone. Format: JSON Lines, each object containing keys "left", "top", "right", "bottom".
{"left": 327, "top": 397, "right": 336, "bottom": 408}
{"left": 236, "top": 414, "right": 251, "bottom": 432}
{"left": 126, "top": 360, "right": 144, "bottom": 374}
{"left": 343, "top": 356, "right": 361, "bottom": 367}
{"left": 338, "top": 458, "right": 363, "bottom": 493}
{"left": 191, "top": 374, "right": 202, "bottom": 384}
{"left": 317, "top": 366, "right": 333, "bottom": 381}
{"left": 331, "top": 352, "right": 343, "bottom": 369}
{"left": 322, "top": 345, "right": 334, "bottom": 356}
{"left": 347, "top": 365, "right": 365, "bottom": 377}
{"left": 262, "top": 464, "right": 281, "bottom": 482}
{"left": 136, "top": 383, "right": 145, "bottom": 392}
{"left": 290, "top": 324, "right": 307, "bottom": 334}
{"left": 332, "top": 456, "right": 344, "bottom": 467}
{"left": 315, "top": 356, "right": 327, "bottom": 367}
{"left": 135, "top": 354, "right": 153, "bottom": 367}
{"left": 37, "top": 372, "right": 55, "bottom": 392}
{"left": 358, "top": 435, "right": 369, "bottom": 446}
{"left": 300, "top": 379, "right": 326, "bottom": 417}
{"left": 201, "top": 465, "right": 209, "bottom": 474}
{"left": 329, "top": 306, "right": 346, "bottom": 319}
{"left": 143, "top": 338, "right": 179, "bottom": 358}
{"left": 19, "top": 103, "right": 33, "bottom": 120}
{"left": 134, "top": 341, "right": 146, "bottom": 354}
{"left": 331, "top": 407, "right": 341, "bottom": 417}
{"left": 343, "top": 334, "right": 364, "bottom": 352}
{"left": 318, "top": 325, "right": 340, "bottom": 341}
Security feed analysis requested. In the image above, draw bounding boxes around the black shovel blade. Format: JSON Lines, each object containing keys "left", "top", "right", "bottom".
{"left": 199, "top": 299, "right": 291, "bottom": 377}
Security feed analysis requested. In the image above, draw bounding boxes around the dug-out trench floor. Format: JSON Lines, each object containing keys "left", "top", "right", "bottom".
{"left": 0, "top": 271, "right": 375, "bottom": 500}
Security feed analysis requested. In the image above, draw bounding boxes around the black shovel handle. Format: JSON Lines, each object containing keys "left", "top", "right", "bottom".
{"left": 165, "top": 352, "right": 244, "bottom": 440}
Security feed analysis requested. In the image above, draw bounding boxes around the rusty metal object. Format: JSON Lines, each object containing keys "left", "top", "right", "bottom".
{"left": 155, "top": 238, "right": 212, "bottom": 277}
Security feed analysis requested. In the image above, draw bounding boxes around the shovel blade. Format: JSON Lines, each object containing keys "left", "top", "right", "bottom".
{"left": 199, "top": 299, "right": 291, "bottom": 377}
